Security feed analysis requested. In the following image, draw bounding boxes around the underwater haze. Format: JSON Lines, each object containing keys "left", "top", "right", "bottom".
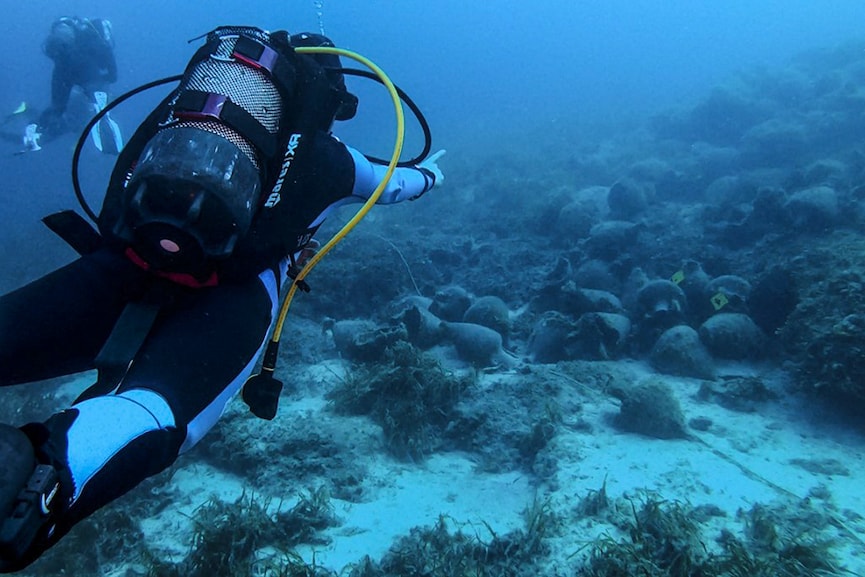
{"left": 2, "top": 1, "right": 865, "bottom": 249}
{"left": 3, "top": 0, "right": 865, "bottom": 286}
{"left": 5, "top": 1, "right": 865, "bottom": 136}
{"left": 5, "top": 1, "right": 865, "bottom": 575}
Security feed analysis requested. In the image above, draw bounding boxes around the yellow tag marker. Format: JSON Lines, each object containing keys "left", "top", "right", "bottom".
{"left": 710, "top": 292, "right": 729, "bottom": 311}
{"left": 671, "top": 270, "right": 685, "bottom": 285}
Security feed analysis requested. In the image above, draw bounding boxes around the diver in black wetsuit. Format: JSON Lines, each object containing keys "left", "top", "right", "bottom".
{"left": 0, "top": 26, "right": 444, "bottom": 571}
{"left": 23, "top": 16, "right": 123, "bottom": 153}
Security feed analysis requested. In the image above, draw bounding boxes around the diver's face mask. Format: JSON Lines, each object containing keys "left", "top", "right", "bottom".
{"left": 113, "top": 28, "right": 287, "bottom": 275}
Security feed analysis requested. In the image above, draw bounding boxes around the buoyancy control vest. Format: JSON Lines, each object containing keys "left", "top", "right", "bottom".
{"left": 97, "top": 26, "right": 357, "bottom": 286}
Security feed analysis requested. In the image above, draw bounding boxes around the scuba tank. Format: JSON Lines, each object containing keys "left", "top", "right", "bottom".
{"left": 90, "top": 26, "right": 429, "bottom": 286}
{"left": 101, "top": 27, "right": 305, "bottom": 282}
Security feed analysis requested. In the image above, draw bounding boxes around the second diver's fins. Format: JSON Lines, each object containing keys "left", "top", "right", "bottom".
{"left": 89, "top": 92, "right": 123, "bottom": 154}
{"left": 96, "top": 114, "right": 123, "bottom": 154}
{"left": 2, "top": 102, "right": 27, "bottom": 126}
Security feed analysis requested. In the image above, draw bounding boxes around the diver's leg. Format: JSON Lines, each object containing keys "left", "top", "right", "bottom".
{"left": 0, "top": 264, "right": 281, "bottom": 571}
{"left": 119, "top": 265, "right": 281, "bottom": 449}
{"left": 0, "top": 249, "right": 145, "bottom": 387}
{"left": 0, "top": 249, "right": 149, "bottom": 571}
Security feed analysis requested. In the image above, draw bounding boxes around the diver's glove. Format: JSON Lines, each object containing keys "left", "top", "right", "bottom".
{"left": 22, "top": 124, "right": 41, "bottom": 152}
{"left": 413, "top": 149, "right": 446, "bottom": 199}
{"left": 419, "top": 149, "right": 446, "bottom": 187}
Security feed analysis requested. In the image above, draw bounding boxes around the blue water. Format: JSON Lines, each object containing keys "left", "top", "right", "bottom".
{"left": 2, "top": 1, "right": 864, "bottom": 235}
{"left": 3, "top": 2, "right": 865, "bottom": 574}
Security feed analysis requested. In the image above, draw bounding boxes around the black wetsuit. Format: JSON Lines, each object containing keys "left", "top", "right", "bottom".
{"left": 0, "top": 135, "right": 434, "bottom": 568}
{"left": 38, "top": 18, "right": 117, "bottom": 140}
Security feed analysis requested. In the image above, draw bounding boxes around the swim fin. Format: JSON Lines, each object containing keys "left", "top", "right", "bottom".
{"left": 2, "top": 102, "right": 27, "bottom": 126}
{"left": 11, "top": 102, "right": 26, "bottom": 116}
{"left": 92, "top": 115, "right": 124, "bottom": 154}
{"left": 89, "top": 92, "right": 123, "bottom": 154}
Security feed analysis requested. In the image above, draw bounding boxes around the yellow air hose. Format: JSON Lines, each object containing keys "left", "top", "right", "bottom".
{"left": 269, "top": 46, "right": 406, "bottom": 347}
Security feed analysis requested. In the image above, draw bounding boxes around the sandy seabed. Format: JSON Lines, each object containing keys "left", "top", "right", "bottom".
{"left": 41, "top": 351, "right": 860, "bottom": 576}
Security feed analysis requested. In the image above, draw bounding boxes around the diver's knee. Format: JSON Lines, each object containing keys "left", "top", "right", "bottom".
{"left": 0, "top": 392, "right": 184, "bottom": 571}
{"left": 65, "top": 389, "right": 181, "bottom": 499}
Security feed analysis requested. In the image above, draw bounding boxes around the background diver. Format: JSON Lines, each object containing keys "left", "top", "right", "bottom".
{"left": 22, "top": 16, "right": 123, "bottom": 154}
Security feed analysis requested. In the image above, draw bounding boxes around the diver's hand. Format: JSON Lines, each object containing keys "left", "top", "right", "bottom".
{"left": 419, "top": 149, "right": 446, "bottom": 187}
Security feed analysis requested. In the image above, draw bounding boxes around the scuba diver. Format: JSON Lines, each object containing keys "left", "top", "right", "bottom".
{"left": 22, "top": 16, "right": 123, "bottom": 154}
{"left": 0, "top": 26, "right": 444, "bottom": 571}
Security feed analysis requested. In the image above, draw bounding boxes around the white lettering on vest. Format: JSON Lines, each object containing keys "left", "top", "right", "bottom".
{"left": 265, "top": 133, "right": 302, "bottom": 208}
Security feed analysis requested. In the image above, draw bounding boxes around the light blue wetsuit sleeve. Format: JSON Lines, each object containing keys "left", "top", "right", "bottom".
{"left": 307, "top": 144, "right": 435, "bottom": 228}
{"left": 347, "top": 146, "right": 434, "bottom": 203}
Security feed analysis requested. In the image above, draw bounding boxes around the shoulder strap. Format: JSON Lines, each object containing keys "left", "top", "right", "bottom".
{"left": 42, "top": 210, "right": 103, "bottom": 255}
{"left": 78, "top": 300, "right": 161, "bottom": 402}
{"left": 76, "top": 281, "right": 175, "bottom": 402}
